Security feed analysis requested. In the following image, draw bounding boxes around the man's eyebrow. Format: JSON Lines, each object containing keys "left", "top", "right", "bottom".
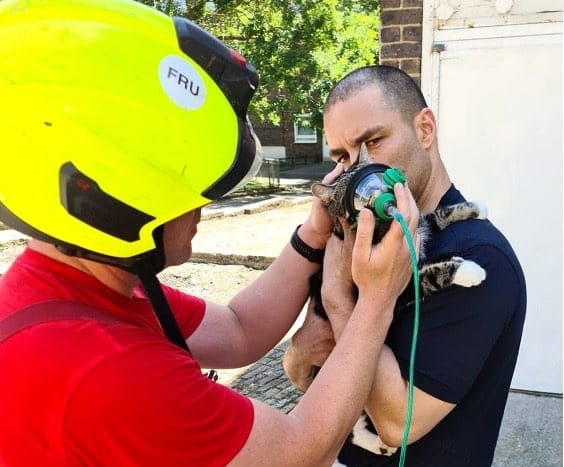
{"left": 354, "top": 125, "right": 385, "bottom": 145}
{"left": 329, "top": 148, "right": 346, "bottom": 158}
{"left": 328, "top": 125, "right": 386, "bottom": 158}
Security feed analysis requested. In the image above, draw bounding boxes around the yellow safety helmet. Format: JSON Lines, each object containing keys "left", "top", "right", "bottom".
{"left": 0, "top": 0, "right": 262, "bottom": 271}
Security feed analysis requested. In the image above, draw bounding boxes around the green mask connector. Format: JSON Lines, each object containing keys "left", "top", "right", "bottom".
{"left": 370, "top": 167, "right": 407, "bottom": 220}
{"left": 383, "top": 167, "right": 407, "bottom": 187}
{"left": 371, "top": 192, "right": 396, "bottom": 220}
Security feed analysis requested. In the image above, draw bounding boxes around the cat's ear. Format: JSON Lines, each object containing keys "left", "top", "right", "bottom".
{"left": 311, "top": 182, "right": 335, "bottom": 205}
{"left": 359, "top": 142, "right": 369, "bottom": 164}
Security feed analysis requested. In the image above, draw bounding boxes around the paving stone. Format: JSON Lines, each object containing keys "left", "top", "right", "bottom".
{"left": 229, "top": 341, "right": 303, "bottom": 414}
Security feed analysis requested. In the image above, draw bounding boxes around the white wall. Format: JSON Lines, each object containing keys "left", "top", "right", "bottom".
{"left": 422, "top": 3, "right": 563, "bottom": 393}
{"left": 322, "top": 132, "right": 331, "bottom": 161}
{"left": 433, "top": 0, "right": 562, "bottom": 28}
{"left": 262, "top": 146, "right": 286, "bottom": 159}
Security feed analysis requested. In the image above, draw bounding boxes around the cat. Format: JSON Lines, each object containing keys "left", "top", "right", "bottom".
{"left": 311, "top": 143, "right": 488, "bottom": 296}
{"left": 285, "top": 143, "right": 488, "bottom": 463}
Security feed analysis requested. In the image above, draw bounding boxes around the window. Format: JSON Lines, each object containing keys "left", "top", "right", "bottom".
{"left": 293, "top": 114, "right": 317, "bottom": 144}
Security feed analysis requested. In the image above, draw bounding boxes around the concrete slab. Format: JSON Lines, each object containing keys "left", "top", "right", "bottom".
{"left": 493, "top": 392, "right": 562, "bottom": 466}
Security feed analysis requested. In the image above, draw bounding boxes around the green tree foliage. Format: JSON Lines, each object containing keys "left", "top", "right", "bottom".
{"left": 137, "top": 1, "right": 186, "bottom": 16}
{"left": 136, "top": 0, "right": 379, "bottom": 128}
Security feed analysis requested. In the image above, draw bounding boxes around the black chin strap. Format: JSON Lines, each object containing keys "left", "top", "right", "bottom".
{"left": 134, "top": 258, "right": 191, "bottom": 353}
{"left": 133, "top": 256, "right": 220, "bottom": 381}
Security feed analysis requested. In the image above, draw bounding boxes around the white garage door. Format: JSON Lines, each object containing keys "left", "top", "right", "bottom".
{"left": 423, "top": 22, "right": 562, "bottom": 393}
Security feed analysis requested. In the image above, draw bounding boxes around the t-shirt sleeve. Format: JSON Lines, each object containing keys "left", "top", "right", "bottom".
{"left": 63, "top": 336, "right": 254, "bottom": 465}
{"left": 388, "top": 243, "right": 523, "bottom": 403}
{"left": 162, "top": 284, "right": 206, "bottom": 338}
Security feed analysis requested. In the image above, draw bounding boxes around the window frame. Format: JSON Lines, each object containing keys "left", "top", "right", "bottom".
{"left": 293, "top": 114, "right": 317, "bottom": 144}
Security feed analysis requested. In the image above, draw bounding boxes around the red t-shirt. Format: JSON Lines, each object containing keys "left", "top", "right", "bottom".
{"left": 0, "top": 248, "right": 254, "bottom": 466}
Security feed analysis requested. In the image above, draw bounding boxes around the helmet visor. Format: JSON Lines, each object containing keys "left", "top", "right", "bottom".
{"left": 202, "top": 117, "right": 263, "bottom": 200}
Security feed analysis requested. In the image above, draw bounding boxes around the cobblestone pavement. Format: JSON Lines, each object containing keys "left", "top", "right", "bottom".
{"left": 229, "top": 341, "right": 303, "bottom": 414}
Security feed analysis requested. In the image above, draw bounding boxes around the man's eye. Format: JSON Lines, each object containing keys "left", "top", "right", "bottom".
{"left": 309, "top": 366, "right": 321, "bottom": 380}
{"left": 366, "top": 138, "right": 381, "bottom": 147}
{"left": 336, "top": 154, "right": 350, "bottom": 163}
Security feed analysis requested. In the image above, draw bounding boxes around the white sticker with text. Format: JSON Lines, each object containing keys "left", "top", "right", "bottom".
{"left": 159, "top": 55, "right": 206, "bottom": 110}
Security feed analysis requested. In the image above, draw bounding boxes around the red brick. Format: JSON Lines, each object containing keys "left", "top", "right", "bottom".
{"left": 381, "top": 0, "right": 401, "bottom": 7}
{"left": 399, "top": 58, "right": 421, "bottom": 74}
{"left": 402, "top": 25, "right": 422, "bottom": 42}
{"left": 402, "top": 0, "right": 423, "bottom": 7}
{"left": 381, "top": 42, "right": 421, "bottom": 59}
{"left": 381, "top": 8, "right": 422, "bottom": 25}
{"left": 380, "top": 58, "right": 400, "bottom": 68}
{"left": 380, "top": 26, "right": 401, "bottom": 43}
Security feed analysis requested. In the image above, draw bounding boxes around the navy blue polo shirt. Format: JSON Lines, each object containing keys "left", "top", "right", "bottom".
{"left": 338, "top": 185, "right": 527, "bottom": 467}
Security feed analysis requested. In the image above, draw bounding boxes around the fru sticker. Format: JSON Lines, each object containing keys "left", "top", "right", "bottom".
{"left": 159, "top": 56, "right": 206, "bottom": 110}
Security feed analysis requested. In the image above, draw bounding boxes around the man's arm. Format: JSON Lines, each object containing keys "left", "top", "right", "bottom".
{"left": 322, "top": 199, "right": 455, "bottom": 447}
{"left": 188, "top": 228, "right": 326, "bottom": 369}
{"left": 230, "top": 195, "right": 419, "bottom": 466}
{"left": 363, "top": 345, "right": 455, "bottom": 446}
{"left": 283, "top": 289, "right": 336, "bottom": 393}
{"left": 326, "top": 292, "right": 455, "bottom": 446}
{"left": 187, "top": 163, "right": 345, "bottom": 369}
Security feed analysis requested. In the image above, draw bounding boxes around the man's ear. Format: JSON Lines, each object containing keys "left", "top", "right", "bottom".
{"left": 414, "top": 107, "right": 437, "bottom": 150}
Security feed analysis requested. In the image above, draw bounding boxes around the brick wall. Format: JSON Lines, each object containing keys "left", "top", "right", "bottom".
{"left": 252, "top": 114, "right": 322, "bottom": 161}
{"left": 251, "top": 119, "right": 284, "bottom": 146}
{"left": 379, "top": 0, "right": 423, "bottom": 85}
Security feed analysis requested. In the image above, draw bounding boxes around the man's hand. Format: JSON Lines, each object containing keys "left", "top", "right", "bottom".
{"left": 352, "top": 183, "right": 419, "bottom": 305}
{"left": 299, "top": 163, "right": 345, "bottom": 249}
{"left": 321, "top": 218, "right": 356, "bottom": 335}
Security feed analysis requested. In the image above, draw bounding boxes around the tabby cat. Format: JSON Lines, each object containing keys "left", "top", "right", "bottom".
{"left": 293, "top": 144, "right": 488, "bottom": 462}
{"left": 311, "top": 143, "right": 487, "bottom": 296}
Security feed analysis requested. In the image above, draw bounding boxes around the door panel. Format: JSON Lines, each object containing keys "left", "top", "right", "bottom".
{"left": 433, "top": 31, "right": 562, "bottom": 393}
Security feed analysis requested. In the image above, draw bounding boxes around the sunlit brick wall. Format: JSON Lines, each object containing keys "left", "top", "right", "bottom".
{"left": 379, "top": 0, "right": 423, "bottom": 85}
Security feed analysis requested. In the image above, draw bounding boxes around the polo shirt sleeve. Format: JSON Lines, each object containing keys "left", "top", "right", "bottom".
{"left": 63, "top": 333, "right": 254, "bottom": 465}
{"left": 387, "top": 243, "right": 523, "bottom": 403}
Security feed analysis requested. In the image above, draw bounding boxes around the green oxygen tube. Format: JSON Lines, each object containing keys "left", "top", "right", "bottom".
{"left": 388, "top": 205, "right": 420, "bottom": 467}
{"left": 368, "top": 167, "right": 419, "bottom": 467}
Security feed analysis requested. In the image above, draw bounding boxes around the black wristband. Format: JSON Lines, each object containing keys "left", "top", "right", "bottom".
{"left": 290, "top": 225, "right": 325, "bottom": 264}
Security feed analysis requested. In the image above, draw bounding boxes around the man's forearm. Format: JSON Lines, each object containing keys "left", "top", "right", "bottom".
{"left": 228, "top": 224, "right": 328, "bottom": 364}
{"left": 364, "top": 345, "right": 411, "bottom": 446}
{"left": 364, "top": 345, "right": 456, "bottom": 447}
{"left": 326, "top": 300, "right": 355, "bottom": 341}
{"left": 287, "top": 294, "right": 395, "bottom": 464}
{"left": 326, "top": 304, "right": 414, "bottom": 446}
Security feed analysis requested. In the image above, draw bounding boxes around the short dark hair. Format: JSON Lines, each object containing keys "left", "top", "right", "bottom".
{"left": 323, "top": 65, "right": 428, "bottom": 123}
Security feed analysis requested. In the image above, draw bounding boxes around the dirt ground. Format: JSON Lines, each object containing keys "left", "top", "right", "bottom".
{"left": 0, "top": 239, "right": 28, "bottom": 268}
{"left": 161, "top": 199, "right": 311, "bottom": 304}
{"left": 159, "top": 263, "right": 263, "bottom": 305}
{"left": 0, "top": 239, "right": 265, "bottom": 306}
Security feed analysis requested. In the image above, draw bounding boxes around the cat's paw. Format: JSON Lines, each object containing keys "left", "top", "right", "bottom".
{"left": 452, "top": 258, "right": 486, "bottom": 287}
{"left": 351, "top": 415, "right": 398, "bottom": 457}
{"left": 472, "top": 201, "right": 488, "bottom": 219}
